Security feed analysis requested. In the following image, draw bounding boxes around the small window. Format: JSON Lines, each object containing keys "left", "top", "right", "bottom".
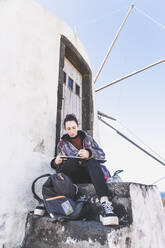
{"left": 63, "top": 71, "right": 66, "bottom": 84}
{"left": 75, "top": 84, "right": 80, "bottom": 96}
{"left": 68, "top": 77, "right": 73, "bottom": 90}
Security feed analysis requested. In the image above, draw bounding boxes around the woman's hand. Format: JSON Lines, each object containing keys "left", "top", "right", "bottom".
{"left": 78, "top": 149, "right": 90, "bottom": 159}
{"left": 55, "top": 156, "right": 63, "bottom": 166}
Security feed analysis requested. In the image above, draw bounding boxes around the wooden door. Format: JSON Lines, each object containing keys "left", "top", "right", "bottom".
{"left": 61, "top": 57, "right": 82, "bottom": 135}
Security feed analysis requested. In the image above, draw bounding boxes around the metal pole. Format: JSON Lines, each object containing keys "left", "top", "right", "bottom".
{"left": 93, "top": 4, "right": 134, "bottom": 85}
{"left": 95, "top": 58, "right": 165, "bottom": 92}
{"left": 152, "top": 175, "right": 165, "bottom": 185}
{"left": 97, "top": 110, "right": 116, "bottom": 121}
{"left": 98, "top": 116, "right": 165, "bottom": 167}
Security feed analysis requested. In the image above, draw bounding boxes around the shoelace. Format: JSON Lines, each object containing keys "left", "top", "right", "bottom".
{"left": 102, "top": 201, "right": 113, "bottom": 214}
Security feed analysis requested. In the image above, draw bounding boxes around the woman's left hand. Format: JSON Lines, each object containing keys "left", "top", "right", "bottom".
{"left": 78, "top": 149, "right": 90, "bottom": 159}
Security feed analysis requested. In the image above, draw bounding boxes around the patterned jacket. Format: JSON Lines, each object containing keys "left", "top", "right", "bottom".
{"left": 54, "top": 130, "right": 110, "bottom": 180}
{"left": 56, "top": 130, "right": 105, "bottom": 160}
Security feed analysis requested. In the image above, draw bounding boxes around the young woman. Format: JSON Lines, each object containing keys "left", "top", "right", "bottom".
{"left": 50, "top": 114, "right": 119, "bottom": 226}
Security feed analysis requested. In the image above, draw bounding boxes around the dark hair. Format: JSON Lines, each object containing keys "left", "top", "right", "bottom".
{"left": 63, "top": 114, "right": 79, "bottom": 127}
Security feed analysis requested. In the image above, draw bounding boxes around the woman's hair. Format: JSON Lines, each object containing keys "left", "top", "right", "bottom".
{"left": 63, "top": 114, "right": 79, "bottom": 127}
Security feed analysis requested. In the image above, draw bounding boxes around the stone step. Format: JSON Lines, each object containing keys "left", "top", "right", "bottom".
{"left": 77, "top": 182, "right": 132, "bottom": 225}
{"left": 22, "top": 213, "right": 128, "bottom": 248}
{"left": 22, "top": 182, "right": 165, "bottom": 248}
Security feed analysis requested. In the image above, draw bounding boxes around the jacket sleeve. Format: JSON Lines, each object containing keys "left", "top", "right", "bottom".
{"left": 84, "top": 135, "right": 105, "bottom": 161}
{"left": 50, "top": 141, "right": 63, "bottom": 169}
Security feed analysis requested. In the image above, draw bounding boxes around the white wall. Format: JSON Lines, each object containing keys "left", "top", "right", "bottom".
{"left": 130, "top": 184, "right": 165, "bottom": 247}
{"left": 0, "top": 0, "right": 91, "bottom": 247}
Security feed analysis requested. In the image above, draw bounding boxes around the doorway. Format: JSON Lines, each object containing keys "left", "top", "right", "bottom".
{"left": 61, "top": 57, "right": 82, "bottom": 136}
{"left": 56, "top": 35, "right": 93, "bottom": 153}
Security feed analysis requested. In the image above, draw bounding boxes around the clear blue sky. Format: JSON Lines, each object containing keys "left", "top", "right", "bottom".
{"left": 36, "top": 0, "right": 165, "bottom": 191}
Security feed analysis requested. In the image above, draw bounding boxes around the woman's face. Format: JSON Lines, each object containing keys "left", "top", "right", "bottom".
{"left": 65, "top": 120, "right": 78, "bottom": 138}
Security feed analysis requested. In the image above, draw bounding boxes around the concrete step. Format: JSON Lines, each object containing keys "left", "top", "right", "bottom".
{"left": 22, "top": 213, "right": 128, "bottom": 248}
{"left": 77, "top": 183, "right": 132, "bottom": 224}
{"left": 22, "top": 182, "right": 165, "bottom": 248}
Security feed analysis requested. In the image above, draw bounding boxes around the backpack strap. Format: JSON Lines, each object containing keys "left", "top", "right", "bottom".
{"left": 31, "top": 174, "right": 51, "bottom": 203}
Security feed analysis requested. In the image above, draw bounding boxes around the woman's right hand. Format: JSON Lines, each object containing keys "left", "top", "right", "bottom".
{"left": 55, "top": 156, "right": 63, "bottom": 166}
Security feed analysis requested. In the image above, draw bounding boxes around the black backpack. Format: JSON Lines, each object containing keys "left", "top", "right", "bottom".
{"left": 32, "top": 173, "right": 88, "bottom": 222}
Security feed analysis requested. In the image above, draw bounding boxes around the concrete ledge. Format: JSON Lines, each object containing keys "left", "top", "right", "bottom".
{"left": 22, "top": 213, "right": 129, "bottom": 248}
{"left": 78, "top": 182, "right": 132, "bottom": 224}
{"left": 22, "top": 182, "right": 165, "bottom": 248}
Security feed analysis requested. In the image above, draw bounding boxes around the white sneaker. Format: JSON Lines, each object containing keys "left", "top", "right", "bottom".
{"left": 99, "top": 201, "right": 119, "bottom": 226}
{"left": 34, "top": 203, "right": 45, "bottom": 216}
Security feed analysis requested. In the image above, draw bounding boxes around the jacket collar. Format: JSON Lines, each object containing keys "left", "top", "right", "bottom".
{"left": 61, "top": 130, "right": 87, "bottom": 142}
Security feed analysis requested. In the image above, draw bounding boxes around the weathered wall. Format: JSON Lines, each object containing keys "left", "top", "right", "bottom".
{"left": 130, "top": 184, "right": 165, "bottom": 247}
{"left": 0, "top": 0, "right": 92, "bottom": 247}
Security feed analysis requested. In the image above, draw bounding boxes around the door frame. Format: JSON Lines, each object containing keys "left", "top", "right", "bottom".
{"left": 55, "top": 35, "right": 93, "bottom": 154}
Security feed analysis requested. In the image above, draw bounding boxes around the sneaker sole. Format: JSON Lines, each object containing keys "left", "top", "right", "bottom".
{"left": 99, "top": 215, "right": 119, "bottom": 226}
{"left": 34, "top": 209, "right": 45, "bottom": 216}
